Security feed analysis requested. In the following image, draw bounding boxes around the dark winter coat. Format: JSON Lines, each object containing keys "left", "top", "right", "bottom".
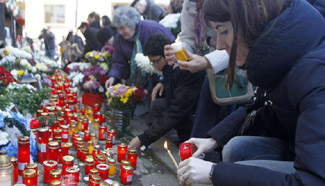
{"left": 143, "top": 0, "right": 164, "bottom": 22}
{"left": 83, "top": 27, "right": 102, "bottom": 54}
{"left": 109, "top": 20, "right": 174, "bottom": 80}
{"left": 139, "top": 65, "right": 205, "bottom": 147}
{"left": 207, "top": 0, "right": 325, "bottom": 185}
{"left": 39, "top": 32, "right": 55, "bottom": 50}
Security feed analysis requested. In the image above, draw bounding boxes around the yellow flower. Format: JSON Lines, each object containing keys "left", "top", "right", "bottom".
{"left": 109, "top": 98, "right": 113, "bottom": 103}
{"left": 17, "top": 70, "right": 24, "bottom": 76}
{"left": 3, "top": 50, "right": 8, "bottom": 56}
{"left": 85, "top": 52, "right": 91, "bottom": 57}
{"left": 101, "top": 53, "right": 106, "bottom": 58}
{"left": 120, "top": 96, "right": 128, "bottom": 104}
{"left": 17, "top": 58, "right": 21, "bottom": 62}
{"left": 94, "top": 55, "right": 99, "bottom": 59}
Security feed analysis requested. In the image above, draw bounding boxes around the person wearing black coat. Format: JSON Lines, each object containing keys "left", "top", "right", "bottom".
{"left": 177, "top": 0, "right": 325, "bottom": 185}
{"left": 128, "top": 33, "right": 205, "bottom": 149}
{"left": 79, "top": 22, "right": 102, "bottom": 55}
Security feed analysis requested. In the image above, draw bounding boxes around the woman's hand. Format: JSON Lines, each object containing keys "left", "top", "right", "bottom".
{"left": 178, "top": 51, "right": 211, "bottom": 73}
{"left": 164, "top": 45, "right": 177, "bottom": 66}
{"left": 177, "top": 157, "right": 214, "bottom": 185}
{"left": 128, "top": 136, "right": 142, "bottom": 149}
{"left": 105, "top": 77, "right": 115, "bottom": 89}
{"left": 186, "top": 138, "right": 218, "bottom": 157}
{"left": 151, "top": 83, "right": 164, "bottom": 100}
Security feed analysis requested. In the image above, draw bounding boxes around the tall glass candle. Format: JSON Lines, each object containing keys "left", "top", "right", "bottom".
{"left": 93, "top": 119, "right": 99, "bottom": 130}
{"left": 84, "top": 130, "right": 91, "bottom": 142}
{"left": 10, "top": 156, "right": 18, "bottom": 184}
{"left": 25, "top": 163, "right": 38, "bottom": 177}
{"left": 119, "top": 160, "right": 131, "bottom": 177}
{"left": 0, "top": 151, "right": 14, "bottom": 186}
{"left": 18, "top": 136, "right": 30, "bottom": 175}
{"left": 60, "top": 125, "right": 69, "bottom": 142}
{"left": 117, "top": 143, "right": 127, "bottom": 162}
{"left": 48, "top": 141, "right": 59, "bottom": 161}
{"left": 62, "top": 156, "right": 74, "bottom": 175}
{"left": 37, "top": 127, "right": 49, "bottom": 163}
{"left": 49, "top": 169, "right": 62, "bottom": 184}
{"left": 121, "top": 166, "right": 134, "bottom": 185}
{"left": 108, "top": 129, "right": 116, "bottom": 144}
{"left": 96, "top": 164, "right": 109, "bottom": 180}
{"left": 179, "top": 142, "right": 192, "bottom": 161}
{"left": 43, "top": 160, "right": 58, "bottom": 183}
{"left": 82, "top": 118, "right": 89, "bottom": 132}
{"left": 61, "top": 143, "right": 72, "bottom": 156}
{"left": 107, "top": 158, "right": 116, "bottom": 177}
{"left": 106, "top": 136, "right": 113, "bottom": 149}
{"left": 85, "top": 158, "right": 95, "bottom": 175}
{"left": 127, "top": 148, "right": 138, "bottom": 169}
{"left": 90, "top": 133, "right": 98, "bottom": 146}
{"left": 87, "top": 141, "right": 95, "bottom": 154}
{"left": 23, "top": 169, "right": 37, "bottom": 186}
{"left": 98, "top": 125, "right": 107, "bottom": 141}
{"left": 66, "top": 166, "right": 80, "bottom": 183}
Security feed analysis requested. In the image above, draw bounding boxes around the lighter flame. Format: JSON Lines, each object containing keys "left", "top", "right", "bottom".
{"left": 164, "top": 141, "right": 168, "bottom": 150}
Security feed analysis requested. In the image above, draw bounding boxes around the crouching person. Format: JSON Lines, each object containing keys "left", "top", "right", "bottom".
{"left": 128, "top": 33, "right": 205, "bottom": 149}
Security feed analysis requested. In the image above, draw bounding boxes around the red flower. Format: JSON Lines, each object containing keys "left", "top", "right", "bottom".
{"left": 134, "top": 85, "right": 146, "bottom": 101}
{"left": 99, "top": 75, "right": 108, "bottom": 85}
{"left": 0, "top": 65, "right": 16, "bottom": 86}
{"left": 84, "top": 76, "right": 91, "bottom": 82}
{"left": 64, "top": 67, "right": 70, "bottom": 74}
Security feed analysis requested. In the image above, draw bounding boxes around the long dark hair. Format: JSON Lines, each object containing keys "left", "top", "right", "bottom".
{"left": 203, "top": 0, "right": 292, "bottom": 88}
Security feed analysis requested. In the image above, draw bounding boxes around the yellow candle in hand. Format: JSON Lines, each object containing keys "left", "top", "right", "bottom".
{"left": 171, "top": 42, "right": 190, "bottom": 61}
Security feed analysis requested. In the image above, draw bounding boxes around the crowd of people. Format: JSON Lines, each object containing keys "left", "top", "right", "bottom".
{"left": 42, "top": 0, "right": 325, "bottom": 185}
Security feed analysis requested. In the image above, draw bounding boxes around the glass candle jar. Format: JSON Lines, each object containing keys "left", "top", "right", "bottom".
{"left": 179, "top": 142, "right": 192, "bottom": 161}
{"left": 18, "top": 136, "right": 30, "bottom": 175}
{"left": 84, "top": 130, "right": 91, "bottom": 142}
{"left": 70, "top": 123, "right": 77, "bottom": 136}
{"left": 10, "top": 156, "right": 18, "bottom": 184}
{"left": 37, "top": 109, "right": 43, "bottom": 117}
{"left": 81, "top": 148, "right": 89, "bottom": 162}
{"left": 89, "top": 168, "right": 99, "bottom": 177}
{"left": 50, "top": 180, "right": 61, "bottom": 186}
{"left": 121, "top": 166, "right": 134, "bottom": 185}
{"left": 48, "top": 141, "right": 59, "bottom": 161}
{"left": 85, "top": 158, "right": 95, "bottom": 175}
{"left": 23, "top": 169, "right": 37, "bottom": 186}
{"left": 62, "top": 156, "right": 74, "bottom": 175}
{"left": 77, "top": 144, "right": 84, "bottom": 160}
{"left": 127, "top": 148, "right": 138, "bottom": 169}
{"left": 87, "top": 141, "right": 95, "bottom": 154}
{"left": 49, "top": 169, "right": 62, "bottom": 184}
{"left": 117, "top": 143, "right": 127, "bottom": 162}
{"left": 89, "top": 174, "right": 101, "bottom": 186}
{"left": 0, "top": 151, "right": 14, "bottom": 186}
{"left": 53, "top": 129, "right": 62, "bottom": 138}
{"left": 93, "top": 104, "right": 100, "bottom": 115}
{"left": 67, "top": 113, "right": 74, "bottom": 124}
{"left": 72, "top": 133, "right": 80, "bottom": 147}
{"left": 43, "top": 160, "right": 58, "bottom": 183}
{"left": 171, "top": 41, "right": 190, "bottom": 61}
{"left": 91, "top": 133, "right": 98, "bottom": 146}
{"left": 106, "top": 136, "right": 113, "bottom": 149}
{"left": 37, "top": 127, "right": 49, "bottom": 163}
{"left": 60, "top": 125, "right": 69, "bottom": 142}
{"left": 66, "top": 166, "right": 80, "bottom": 183}
{"left": 98, "top": 125, "right": 107, "bottom": 141}
{"left": 25, "top": 163, "right": 38, "bottom": 177}
{"left": 92, "top": 148, "right": 100, "bottom": 159}
{"left": 93, "top": 119, "right": 99, "bottom": 130}
{"left": 82, "top": 119, "right": 89, "bottom": 132}
{"left": 61, "top": 143, "right": 72, "bottom": 156}
{"left": 108, "top": 129, "right": 116, "bottom": 144}
{"left": 96, "top": 164, "right": 109, "bottom": 180}
{"left": 107, "top": 158, "right": 116, "bottom": 177}
{"left": 119, "top": 160, "right": 131, "bottom": 177}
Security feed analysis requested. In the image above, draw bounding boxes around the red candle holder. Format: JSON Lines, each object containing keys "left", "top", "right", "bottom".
{"left": 119, "top": 160, "right": 131, "bottom": 177}
{"left": 85, "top": 158, "right": 95, "bottom": 175}
{"left": 48, "top": 141, "right": 59, "bottom": 161}
{"left": 108, "top": 129, "right": 116, "bottom": 144}
{"left": 25, "top": 163, "right": 38, "bottom": 177}
{"left": 57, "top": 118, "right": 64, "bottom": 126}
{"left": 121, "top": 166, "right": 134, "bottom": 185}
{"left": 117, "top": 143, "right": 127, "bottom": 162}
{"left": 82, "top": 119, "right": 89, "bottom": 132}
{"left": 30, "top": 119, "right": 39, "bottom": 129}
{"left": 96, "top": 164, "right": 109, "bottom": 180}
{"left": 18, "top": 136, "right": 30, "bottom": 175}
{"left": 77, "top": 144, "right": 84, "bottom": 160}
{"left": 49, "top": 169, "right": 62, "bottom": 184}
{"left": 84, "top": 130, "right": 91, "bottom": 142}
{"left": 62, "top": 155, "right": 74, "bottom": 175}
{"left": 66, "top": 166, "right": 80, "bottom": 183}
{"left": 37, "top": 127, "right": 49, "bottom": 163}
{"left": 89, "top": 174, "right": 101, "bottom": 186}
{"left": 37, "top": 109, "right": 43, "bottom": 117}
{"left": 53, "top": 129, "right": 62, "bottom": 138}
{"left": 106, "top": 136, "right": 113, "bottom": 149}
{"left": 60, "top": 125, "right": 69, "bottom": 142}
{"left": 81, "top": 148, "right": 89, "bottom": 162}
{"left": 127, "top": 148, "right": 138, "bottom": 169}
{"left": 179, "top": 142, "right": 193, "bottom": 161}
{"left": 10, "top": 157, "right": 18, "bottom": 184}
{"left": 23, "top": 169, "right": 37, "bottom": 186}
{"left": 98, "top": 125, "right": 107, "bottom": 141}
{"left": 43, "top": 160, "right": 58, "bottom": 183}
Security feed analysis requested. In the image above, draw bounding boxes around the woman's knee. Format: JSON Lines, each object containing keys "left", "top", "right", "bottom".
{"left": 222, "top": 136, "right": 251, "bottom": 163}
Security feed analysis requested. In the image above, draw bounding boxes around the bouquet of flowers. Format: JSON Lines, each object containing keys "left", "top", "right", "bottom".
{"left": 106, "top": 84, "right": 147, "bottom": 111}
{"left": 0, "top": 65, "right": 16, "bottom": 92}
{"left": 85, "top": 50, "right": 112, "bottom": 66}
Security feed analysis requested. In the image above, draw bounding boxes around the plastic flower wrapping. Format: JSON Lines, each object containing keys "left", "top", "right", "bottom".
{"left": 106, "top": 84, "right": 147, "bottom": 110}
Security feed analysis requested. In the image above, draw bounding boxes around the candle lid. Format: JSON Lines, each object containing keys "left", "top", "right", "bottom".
{"left": 82, "top": 148, "right": 89, "bottom": 153}
{"left": 25, "top": 163, "right": 37, "bottom": 169}
{"left": 85, "top": 130, "right": 90, "bottom": 134}
{"left": 91, "top": 133, "right": 96, "bottom": 137}
{"left": 120, "top": 160, "right": 131, "bottom": 166}
{"left": 38, "top": 127, "right": 49, "bottom": 132}
{"left": 50, "top": 180, "right": 61, "bottom": 186}
{"left": 44, "top": 160, "right": 58, "bottom": 167}
{"left": 50, "top": 169, "right": 62, "bottom": 176}
{"left": 48, "top": 141, "right": 59, "bottom": 149}
{"left": 63, "top": 155, "right": 74, "bottom": 163}
{"left": 0, "top": 151, "right": 13, "bottom": 169}
{"left": 100, "top": 183, "right": 110, "bottom": 186}
{"left": 94, "top": 144, "right": 100, "bottom": 149}
{"left": 56, "top": 107, "right": 62, "bottom": 111}
{"left": 111, "top": 182, "right": 122, "bottom": 186}
{"left": 67, "top": 113, "right": 73, "bottom": 117}
{"left": 23, "top": 169, "right": 36, "bottom": 178}
{"left": 106, "top": 136, "right": 112, "bottom": 142}
{"left": 127, "top": 148, "right": 137, "bottom": 154}
{"left": 107, "top": 158, "right": 116, "bottom": 165}
{"left": 48, "top": 107, "right": 55, "bottom": 112}
{"left": 10, "top": 156, "right": 17, "bottom": 162}
{"left": 89, "top": 168, "right": 99, "bottom": 175}
{"left": 65, "top": 108, "right": 71, "bottom": 112}
{"left": 85, "top": 158, "right": 94, "bottom": 164}
{"left": 90, "top": 174, "right": 101, "bottom": 183}
{"left": 109, "top": 129, "right": 116, "bottom": 133}
{"left": 99, "top": 125, "right": 106, "bottom": 129}
{"left": 62, "top": 143, "right": 72, "bottom": 148}
{"left": 86, "top": 155, "right": 93, "bottom": 160}
{"left": 54, "top": 136, "right": 62, "bottom": 142}
{"left": 122, "top": 165, "right": 134, "bottom": 173}
{"left": 83, "top": 118, "right": 88, "bottom": 123}
{"left": 60, "top": 125, "right": 69, "bottom": 130}
{"left": 87, "top": 141, "right": 94, "bottom": 146}
{"left": 118, "top": 143, "right": 127, "bottom": 148}
{"left": 37, "top": 109, "right": 43, "bottom": 113}
{"left": 54, "top": 128, "right": 62, "bottom": 133}
{"left": 96, "top": 164, "right": 109, "bottom": 170}
{"left": 41, "top": 112, "right": 48, "bottom": 116}
{"left": 66, "top": 166, "right": 80, "bottom": 173}
{"left": 18, "top": 136, "right": 30, "bottom": 143}
{"left": 76, "top": 137, "right": 83, "bottom": 142}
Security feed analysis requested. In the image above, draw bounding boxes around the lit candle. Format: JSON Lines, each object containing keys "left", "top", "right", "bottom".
{"left": 25, "top": 163, "right": 38, "bottom": 179}
{"left": 49, "top": 169, "right": 62, "bottom": 184}
{"left": 23, "top": 169, "right": 37, "bottom": 186}
{"left": 117, "top": 143, "right": 127, "bottom": 162}
{"left": 179, "top": 142, "right": 192, "bottom": 161}
{"left": 96, "top": 164, "right": 109, "bottom": 180}
{"left": 18, "top": 136, "right": 30, "bottom": 175}
{"left": 92, "top": 146, "right": 101, "bottom": 159}
{"left": 89, "top": 174, "right": 101, "bottom": 186}
{"left": 0, "top": 151, "right": 14, "bottom": 186}
{"left": 87, "top": 141, "right": 95, "bottom": 154}
{"left": 171, "top": 41, "right": 190, "bottom": 61}
{"left": 93, "top": 119, "right": 100, "bottom": 130}
{"left": 62, "top": 155, "right": 74, "bottom": 175}
{"left": 66, "top": 166, "right": 80, "bottom": 183}
{"left": 93, "top": 104, "right": 100, "bottom": 115}
{"left": 60, "top": 125, "right": 69, "bottom": 143}
{"left": 10, "top": 156, "right": 18, "bottom": 184}
{"left": 108, "top": 129, "right": 116, "bottom": 144}
{"left": 85, "top": 158, "right": 95, "bottom": 175}
{"left": 84, "top": 130, "right": 91, "bottom": 142}
{"left": 127, "top": 148, "right": 138, "bottom": 169}
{"left": 119, "top": 160, "right": 131, "bottom": 177}
{"left": 48, "top": 141, "right": 59, "bottom": 162}
{"left": 121, "top": 166, "right": 134, "bottom": 185}
{"left": 106, "top": 136, "right": 113, "bottom": 149}
{"left": 108, "top": 158, "right": 117, "bottom": 177}
{"left": 98, "top": 125, "right": 107, "bottom": 141}
{"left": 43, "top": 160, "right": 58, "bottom": 183}
{"left": 82, "top": 118, "right": 89, "bottom": 132}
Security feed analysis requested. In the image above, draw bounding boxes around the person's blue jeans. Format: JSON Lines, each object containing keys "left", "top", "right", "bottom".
{"left": 191, "top": 76, "right": 235, "bottom": 138}
{"left": 222, "top": 136, "right": 296, "bottom": 174}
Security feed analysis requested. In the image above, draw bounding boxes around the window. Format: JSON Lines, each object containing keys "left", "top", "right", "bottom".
{"left": 44, "top": 5, "right": 65, "bottom": 24}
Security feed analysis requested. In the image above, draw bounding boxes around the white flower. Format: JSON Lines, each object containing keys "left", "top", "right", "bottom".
{"left": 99, "top": 86, "right": 104, "bottom": 93}
{"left": 34, "top": 74, "right": 41, "bottom": 80}
{"left": 10, "top": 69, "right": 18, "bottom": 79}
{"left": 135, "top": 53, "right": 155, "bottom": 74}
{"left": 31, "top": 66, "right": 37, "bottom": 73}
{"left": 20, "top": 59, "right": 29, "bottom": 66}
{"left": 159, "top": 13, "right": 181, "bottom": 29}
{"left": 100, "top": 63, "right": 109, "bottom": 71}
{"left": 0, "top": 131, "right": 9, "bottom": 145}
